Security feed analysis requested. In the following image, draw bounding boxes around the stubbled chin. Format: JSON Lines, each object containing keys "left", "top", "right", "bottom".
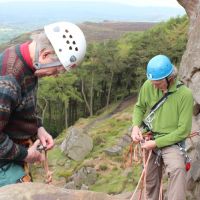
{"left": 34, "top": 72, "right": 53, "bottom": 78}
{"left": 34, "top": 72, "right": 43, "bottom": 78}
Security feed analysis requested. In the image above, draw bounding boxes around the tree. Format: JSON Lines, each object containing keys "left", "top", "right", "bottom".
{"left": 37, "top": 72, "right": 80, "bottom": 135}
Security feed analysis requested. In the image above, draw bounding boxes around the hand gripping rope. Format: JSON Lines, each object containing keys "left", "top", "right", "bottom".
{"left": 124, "top": 130, "right": 200, "bottom": 200}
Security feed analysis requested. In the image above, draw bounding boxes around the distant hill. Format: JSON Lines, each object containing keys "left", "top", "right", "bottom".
{"left": 0, "top": 21, "right": 156, "bottom": 52}
{"left": 79, "top": 21, "right": 156, "bottom": 43}
{"left": 0, "top": 1, "right": 185, "bottom": 44}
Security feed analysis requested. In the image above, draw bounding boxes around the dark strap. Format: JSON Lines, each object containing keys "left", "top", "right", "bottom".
{"left": 150, "top": 91, "right": 172, "bottom": 113}
{"left": 150, "top": 82, "right": 183, "bottom": 113}
{"left": 141, "top": 82, "right": 183, "bottom": 131}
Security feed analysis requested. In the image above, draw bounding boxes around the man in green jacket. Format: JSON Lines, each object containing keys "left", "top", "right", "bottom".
{"left": 131, "top": 55, "right": 193, "bottom": 200}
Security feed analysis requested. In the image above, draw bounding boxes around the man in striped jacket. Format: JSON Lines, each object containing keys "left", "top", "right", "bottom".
{"left": 0, "top": 21, "right": 86, "bottom": 186}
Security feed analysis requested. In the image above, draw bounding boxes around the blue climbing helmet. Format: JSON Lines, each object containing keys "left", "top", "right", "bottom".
{"left": 146, "top": 55, "right": 173, "bottom": 80}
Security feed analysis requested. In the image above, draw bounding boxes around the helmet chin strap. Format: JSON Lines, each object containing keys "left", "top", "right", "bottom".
{"left": 165, "top": 77, "right": 170, "bottom": 90}
{"left": 33, "top": 42, "right": 62, "bottom": 70}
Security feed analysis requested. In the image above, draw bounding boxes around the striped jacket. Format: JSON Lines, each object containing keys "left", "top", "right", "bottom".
{"left": 0, "top": 45, "right": 41, "bottom": 164}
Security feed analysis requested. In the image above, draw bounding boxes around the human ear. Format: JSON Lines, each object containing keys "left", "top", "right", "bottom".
{"left": 41, "top": 49, "right": 51, "bottom": 60}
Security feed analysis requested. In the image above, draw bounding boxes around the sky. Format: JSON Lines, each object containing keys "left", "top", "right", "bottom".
{"left": 0, "top": 0, "right": 181, "bottom": 8}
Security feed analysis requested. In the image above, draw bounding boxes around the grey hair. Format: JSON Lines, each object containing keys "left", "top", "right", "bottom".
{"left": 31, "top": 31, "right": 58, "bottom": 61}
{"left": 168, "top": 66, "right": 178, "bottom": 79}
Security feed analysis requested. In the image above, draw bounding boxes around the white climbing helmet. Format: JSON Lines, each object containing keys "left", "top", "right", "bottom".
{"left": 44, "top": 21, "right": 86, "bottom": 71}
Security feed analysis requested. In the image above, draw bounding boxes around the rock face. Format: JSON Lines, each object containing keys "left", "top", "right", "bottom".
{"left": 178, "top": 0, "right": 200, "bottom": 199}
{"left": 60, "top": 127, "right": 93, "bottom": 161}
{"left": 0, "top": 183, "right": 131, "bottom": 200}
{"left": 65, "top": 166, "right": 97, "bottom": 190}
{"left": 178, "top": 0, "right": 200, "bottom": 107}
{"left": 104, "top": 133, "right": 132, "bottom": 156}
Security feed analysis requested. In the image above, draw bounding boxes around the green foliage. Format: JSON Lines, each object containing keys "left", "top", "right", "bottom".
{"left": 33, "top": 102, "right": 143, "bottom": 193}
{"left": 48, "top": 147, "right": 65, "bottom": 162}
{"left": 56, "top": 169, "right": 73, "bottom": 179}
{"left": 90, "top": 171, "right": 125, "bottom": 194}
{"left": 128, "top": 15, "right": 188, "bottom": 68}
{"left": 99, "top": 164, "right": 108, "bottom": 171}
{"left": 93, "top": 135, "right": 106, "bottom": 146}
{"left": 37, "top": 72, "right": 80, "bottom": 135}
{"left": 32, "top": 15, "right": 189, "bottom": 194}
{"left": 36, "top": 15, "right": 188, "bottom": 135}
{"left": 88, "top": 110, "right": 132, "bottom": 160}
{"left": 90, "top": 168, "right": 136, "bottom": 194}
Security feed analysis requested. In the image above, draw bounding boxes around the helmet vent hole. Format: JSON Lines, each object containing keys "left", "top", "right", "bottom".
{"left": 63, "top": 35, "right": 66, "bottom": 38}
{"left": 59, "top": 49, "right": 62, "bottom": 52}
{"left": 73, "top": 41, "right": 76, "bottom": 45}
{"left": 69, "top": 35, "right": 73, "bottom": 38}
{"left": 66, "top": 40, "right": 70, "bottom": 44}
{"left": 65, "top": 29, "right": 69, "bottom": 33}
{"left": 75, "top": 47, "right": 78, "bottom": 51}
{"left": 69, "top": 46, "right": 72, "bottom": 50}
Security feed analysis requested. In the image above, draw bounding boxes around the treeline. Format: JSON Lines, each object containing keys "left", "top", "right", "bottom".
{"left": 37, "top": 16, "right": 188, "bottom": 137}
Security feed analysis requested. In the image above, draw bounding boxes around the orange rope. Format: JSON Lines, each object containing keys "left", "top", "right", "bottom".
{"left": 43, "top": 150, "right": 53, "bottom": 184}
{"left": 37, "top": 144, "right": 53, "bottom": 184}
{"left": 159, "top": 180, "right": 163, "bottom": 200}
{"left": 123, "top": 141, "right": 134, "bottom": 168}
{"left": 188, "top": 130, "right": 200, "bottom": 138}
{"left": 187, "top": 131, "right": 200, "bottom": 151}
{"left": 130, "top": 149, "right": 152, "bottom": 200}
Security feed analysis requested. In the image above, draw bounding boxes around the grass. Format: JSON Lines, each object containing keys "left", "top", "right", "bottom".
{"left": 33, "top": 100, "right": 140, "bottom": 194}
{"left": 90, "top": 166, "right": 139, "bottom": 194}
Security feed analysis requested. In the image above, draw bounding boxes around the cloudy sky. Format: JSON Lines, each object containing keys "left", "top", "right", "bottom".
{"left": 0, "top": 0, "right": 181, "bottom": 8}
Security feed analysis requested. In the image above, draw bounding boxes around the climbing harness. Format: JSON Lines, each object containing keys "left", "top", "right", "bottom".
{"left": 154, "top": 149, "right": 162, "bottom": 166}
{"left": 123, "top": 132, "right": 153, "bottom": 168}
{"left": 142, "top": 94, "right": 170, "bottom": 132}
{"left": 125, "top": 130, "right": 200, "bottom": 200}
{"left": 124, "top": 133, "right": 163, "bottom": 200}
{"left": 177, "top": 142, "right": 191, "bottom": 171}
{"left": 15, "top": 138, "right": 33, "bottom": 183}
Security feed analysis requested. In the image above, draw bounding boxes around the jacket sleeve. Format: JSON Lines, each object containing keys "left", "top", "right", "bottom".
{"left": 0, "top": 76, "right": 28, "bottom": 161}
{"left": 37, "top": 116, "right": 43, "bottom": 128}
{"left": 132, "top": 83, "right": 147, "bottom": 127}
{"left": 155, "top": 89, "right": 193, "bottom": 148}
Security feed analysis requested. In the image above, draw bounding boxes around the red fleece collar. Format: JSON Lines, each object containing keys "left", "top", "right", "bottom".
{"left": 20, "top": 42, "right": 35, "bottom": 71}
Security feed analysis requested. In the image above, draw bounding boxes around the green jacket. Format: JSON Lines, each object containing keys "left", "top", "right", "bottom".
{"left": 132, "top": 79, "right": 193, "bottom": 148}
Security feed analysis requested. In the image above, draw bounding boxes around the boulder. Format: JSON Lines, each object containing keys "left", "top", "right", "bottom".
{"left": 0, "top": 183, "right": 130, "bottom": 200}
{"left": 65, "top": 167, "right": 97, "bottom": 190}
{"left": 190, "top": 160, "right": 200, "bottom": 181}
{"left": 177, "top": 1, "right": 200, "bottom": 198}
{"left": 61, "top": 127, "right": 93, "bottom": 161}
{"left": 104, "top": 145, "right": 122, "bottom": 156}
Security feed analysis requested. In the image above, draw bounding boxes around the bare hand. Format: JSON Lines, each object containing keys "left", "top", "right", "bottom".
{"left": 37, "top": 127, "right": 54, "bottom": 150}
{"left": 141, "top": 140, "right": 156, "bottom": 150}
{"left": 24, "top": 140, "right": 44, "bottom": 163}
{"left": 131, "top": 126, "right": 143, "bottom": 143}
